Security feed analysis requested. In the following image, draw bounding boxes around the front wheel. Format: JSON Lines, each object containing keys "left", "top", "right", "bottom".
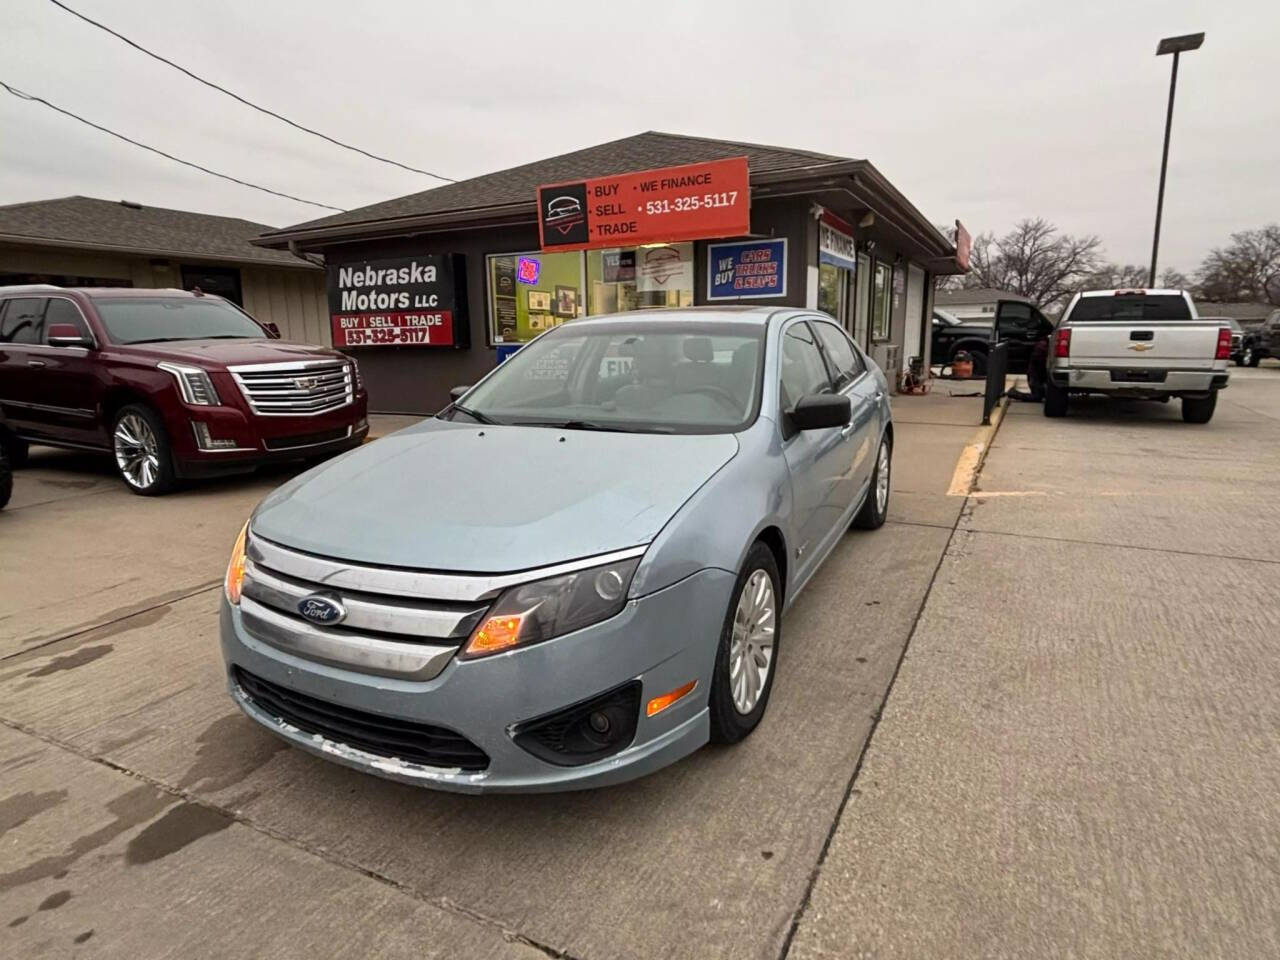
{"left": 852, "top": 436, "right": 891, "bottom": 530}
{"left": 0, "top": 432, "right": 28, "bottom": 468}
{"left": 112, "top": 404, "right": 176, "bottom": 495}
{"left": 709, "top": 542, "right": 781, "bottom": 745}
{"left": 0, "top": 447, "right": 11, "bottom": 509}
{"left": 1181, "top": 392, "right": 1217, "bottom": 424}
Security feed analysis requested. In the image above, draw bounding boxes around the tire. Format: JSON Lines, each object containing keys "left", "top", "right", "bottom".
{"left": 1181, "top": 392, "right": 1217, "bottom": 424}
{"left": 0, "top": 431, "right": 29, "bottom": 468}
{"left": 1244, "top": 347, "right": 1260, "bottom": 367}
{"left": 0, "top": 447, "right": 11, "bottom": 509}
{"left": 1043, "top": 378, "right": 1069, "bottom": 417}
{"left": 709, "top": 541, "right": 782, "bottom": 745}
{"left": 111, "top": 404, "right": 176, "bottom": 495}
{"left": 852, "top": 435, "right": 891, "bottom": 530}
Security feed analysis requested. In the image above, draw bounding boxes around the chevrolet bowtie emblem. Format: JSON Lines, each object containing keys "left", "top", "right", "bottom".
{"left": 1128, "top": 342, "right": 1155, "bottom": 352}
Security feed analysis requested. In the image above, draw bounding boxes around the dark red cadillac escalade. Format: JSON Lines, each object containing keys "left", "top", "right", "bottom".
{"left": 0, "top": 286, "right": 368, "bottom": 495}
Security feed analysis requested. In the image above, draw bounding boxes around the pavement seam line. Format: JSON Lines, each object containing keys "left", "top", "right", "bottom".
{"left": 961, "top": 524, "right": 1280, "bottom": 566}
{"left": 0, "top": 713, "right": 581, "bottom": 960}
{"left": 2, "top": 485, "right": 118, "bottom": 512}
{"left": 776, "top": 492, "right": 974, "bottom": 959}
{"left": 1, "top": 579, "right": 224, "bottom": 662}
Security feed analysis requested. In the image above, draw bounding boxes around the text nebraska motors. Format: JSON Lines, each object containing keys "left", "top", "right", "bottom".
{"left": 337, "top": 261, "right": 441, "bottom": 311}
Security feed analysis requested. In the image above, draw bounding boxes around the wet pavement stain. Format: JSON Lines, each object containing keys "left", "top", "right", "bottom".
{"left": 0, "top": 789, "right": 68, "bottom": 837}
{"left": 8, "top": 915, "right": 27, "bottom": 927}
{"left": 177, "top": 713, "right": 287, "bottom": 794}
{"left": 37, "top": 890, "right": 71, "bottom": 910}
{"left": 0, "top": 784, "right": 176, "bottom": 892}
{"left": 38, "top": 478, "right": 98, "bottom": 490}
{"left": 20, "top": 588, "right": 196, "bottom": 646}
{"left": 26, "top": 645, "right": 113, "bottom": 677}
{"left": 124, "top": 803, "right": 233, "bottom": 865}
{"left": 74, "top": 930, "right": 94, "bottom": 944}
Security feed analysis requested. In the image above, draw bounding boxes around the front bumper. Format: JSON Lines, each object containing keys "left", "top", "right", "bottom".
{"left": 219, "top": 567, "right": 736, "bottom": 793}
{"left": 1050, "top": 366, "right": 1227, "bottom": 396}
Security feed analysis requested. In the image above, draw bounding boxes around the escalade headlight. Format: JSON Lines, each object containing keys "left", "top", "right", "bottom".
{"left": 159, "top": 362, "right": 221, "bottom": 405}
{"left": 461, "top": 557, "right": 641, "bottom": 659}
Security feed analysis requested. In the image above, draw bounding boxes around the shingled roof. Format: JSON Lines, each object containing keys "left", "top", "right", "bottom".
{"left": 258, "top": 131, "right": 858, "bottom": 243}
{"left": 0, "top": 196, "right": 316, "bottom": 269}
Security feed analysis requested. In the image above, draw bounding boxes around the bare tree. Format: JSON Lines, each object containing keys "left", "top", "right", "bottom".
{"left": 962, "top": 219, "right": 1103, "bottom": 311}
{"left": 1159, "top": 268, "right": 1190, "bottom": 290}
{"left": 1195, "top": 225, "right": 1280, "bottom": 305}
{"left": 1084, "top": 263, "right": 1150, "bottom": 290}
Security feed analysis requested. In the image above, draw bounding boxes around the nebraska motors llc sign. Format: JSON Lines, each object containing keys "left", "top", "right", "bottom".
{"left": 327, "top": 254, "right": 468, "bottom": 348}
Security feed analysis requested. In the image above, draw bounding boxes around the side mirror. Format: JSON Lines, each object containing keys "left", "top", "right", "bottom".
{"left": 263, "top": 322, "right": 282, "bottom": 339}
{"left": 449, "top": 385, "right": 471, "bottom": 401}
{"left": 46, "top": 323, "right": 93, "bottom": 348}
{"left": 790, "top": 393, "right": 851, "bottom": 431}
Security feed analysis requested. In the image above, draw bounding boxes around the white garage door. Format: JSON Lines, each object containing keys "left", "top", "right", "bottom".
{"left": 903, "top": 264, "right": 925, "bottom": 372}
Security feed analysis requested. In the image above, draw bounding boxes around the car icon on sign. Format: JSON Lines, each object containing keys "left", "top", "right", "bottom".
{"left": 545, "top": 195, "right": 584, "bottom": 235}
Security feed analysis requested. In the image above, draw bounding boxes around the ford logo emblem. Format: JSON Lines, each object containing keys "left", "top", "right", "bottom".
{"left": 297, "top": 594, "right": 346, "bottom": 625}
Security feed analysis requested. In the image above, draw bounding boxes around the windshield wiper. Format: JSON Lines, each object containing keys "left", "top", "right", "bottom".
{"left": 127, "top": 337, "right": 184, "bottom": 344}
{"left": 524, "top": 419, "right": 675, "bottom": 434}
{"left": 450, "top": 403, "right": 499, "bottom": 425}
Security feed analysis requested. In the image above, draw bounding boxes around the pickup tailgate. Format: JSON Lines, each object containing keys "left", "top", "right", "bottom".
{"left": 1068, "top": 321, "right": 1222, "bottom": 368}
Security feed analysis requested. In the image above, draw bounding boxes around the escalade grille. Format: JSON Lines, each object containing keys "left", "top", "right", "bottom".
{"left": 229, "top": 361, "right": 353, "bottom": 416}
{"left": 234, "top": 667, "right": 490, "bottom": 770}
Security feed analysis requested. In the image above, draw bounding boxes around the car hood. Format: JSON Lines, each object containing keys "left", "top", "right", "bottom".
{"left": 251, "top": 419, "right": 740, "bottom": 573}
{"left": 117, "top": 338, "right": 343, "bottom": 367}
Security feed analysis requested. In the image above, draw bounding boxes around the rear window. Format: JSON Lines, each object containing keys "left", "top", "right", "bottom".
{"left": 1068, "top": 295, "right": 1192, "bottom": 322}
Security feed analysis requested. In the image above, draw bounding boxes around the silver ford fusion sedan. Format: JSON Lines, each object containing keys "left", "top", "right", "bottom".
{"left": 220, "top": 307, "right": 893, "bottom": 792}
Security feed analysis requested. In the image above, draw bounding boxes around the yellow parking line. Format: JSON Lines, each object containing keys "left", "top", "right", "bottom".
{"left": 946, "top": 394, "right": 1010, "bottom": 497}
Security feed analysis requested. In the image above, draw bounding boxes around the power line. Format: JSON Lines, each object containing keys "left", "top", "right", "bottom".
{"left": 0, "top": 80, "right": 346, "bottom": 212}
{"left": 45, "top": 0, "right": 456, "bottom": 183}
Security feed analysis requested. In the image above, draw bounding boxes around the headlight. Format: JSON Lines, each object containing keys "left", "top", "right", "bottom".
{"left": 348, "top": 358, "right": 363, "bottom": 391}
{"left": 225, "top": 522, "right": 248, "bottom": 604}
{"left": 461, "top": 557, "right": 641, "bottom": 659}
{"left": 159, "top": 362, "right": 221, "bottom": 405}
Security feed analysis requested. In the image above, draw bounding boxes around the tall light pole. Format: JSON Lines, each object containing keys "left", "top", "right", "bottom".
{"left": 1149, "top": 32, "right": 1204, "bottom": 287}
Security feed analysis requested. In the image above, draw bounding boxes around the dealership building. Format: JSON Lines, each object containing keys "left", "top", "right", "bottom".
{"left": 255, "top": 132, "right": 964, "bottom": 413}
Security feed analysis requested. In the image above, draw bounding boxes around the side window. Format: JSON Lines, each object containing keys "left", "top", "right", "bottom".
{"left": 42, "top": 299, "right": 91, "bottom": 342}
{"left": 779, "top": 322, "right": 832, "bottom": 410}
{"left": 813, "top": 321, "right": 862, "bottom": 389}
{"left": 0, "top": 298, "right": 47, "bottom": 344}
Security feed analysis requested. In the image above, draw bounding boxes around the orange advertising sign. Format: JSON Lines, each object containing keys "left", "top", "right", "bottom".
{"left": 537, "top": 156, "right": 750, "bottom": 252}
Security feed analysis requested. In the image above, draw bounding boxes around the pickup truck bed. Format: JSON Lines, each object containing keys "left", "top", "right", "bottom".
{"left": 1040, "top": 290, "right": 1230, "bottom": 423}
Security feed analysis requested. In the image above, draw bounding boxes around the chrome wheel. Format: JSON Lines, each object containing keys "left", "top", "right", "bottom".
{"left": 114, "top": 413, "right": 160, "bottom": 490}
{"left": 729, "top": 569, "right": 776, "bottom": 715}
{"left": 875, "top": 440, "right": 890, "bottom": 515}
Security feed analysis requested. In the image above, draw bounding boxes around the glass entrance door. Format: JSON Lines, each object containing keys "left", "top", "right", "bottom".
{"left": 854, "top": 253, "right": 871, "bottom": 349}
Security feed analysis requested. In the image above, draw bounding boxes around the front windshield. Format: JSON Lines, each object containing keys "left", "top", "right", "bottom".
{"left": 93, "top": 297, "right": 267, "bottom": 344}
{"left": 452, "top": 320, "right": 765, "bottom": 434}
{"left": 933, "top": 309, "right": 959, "bottom": 326}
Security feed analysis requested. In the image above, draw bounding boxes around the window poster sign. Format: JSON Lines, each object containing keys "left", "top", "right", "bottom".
{"left": 602, "top": 249, "right": 636, "bottom": 283}
{"left": 328, "top": 254, "right": 467, "bottom": 348}
{"left": 706, "top": 239, "right": 787, "bottom": 300}
{"left": 818, "top": 209, "right": 857, "bottom": 272}
{"left": 538, "top": 157, "right": 750, "bottom": 252}
{"left": 635, "top": 244, "right": 693, "bottom": 293}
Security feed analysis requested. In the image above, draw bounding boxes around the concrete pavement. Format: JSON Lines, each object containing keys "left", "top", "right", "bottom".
{"left": 0, "top": 391, "right": 981, "bottom": 959}
{"left": 789, "top": 370, "right": 1280, "bottom": 958}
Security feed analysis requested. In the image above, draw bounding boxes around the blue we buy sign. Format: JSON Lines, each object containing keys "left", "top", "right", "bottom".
{"left": 706, "top": 239, "right": 787, "bottom": 300}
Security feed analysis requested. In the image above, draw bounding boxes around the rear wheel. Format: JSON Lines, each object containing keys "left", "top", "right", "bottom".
{"left": 709, "top": 542, "right": 781, "bottom": 745}
{"left": 1044, "top": 379, "right": 1069, "bottom": 417}
{"left": 1182, "top": 392, "right": 1217, "bottom": 424}
{"left": 853, "top": 437, "right": 891, "bottom": 530}
{"left": 1243, "top": 346, "right": 1260, "bottom": 367}
{"left": 0, "top": 447, "right": 11, "bottom": 509}
{"left": 112, "top": 404, "right": 175, "bottom": 495}
{"left": 0, "top": 432, "right": 28, "bottom": 468}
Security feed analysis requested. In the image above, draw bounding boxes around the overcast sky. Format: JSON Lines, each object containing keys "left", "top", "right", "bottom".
{"left": 3, "top": 0, "right": 1276, "bottom": 272}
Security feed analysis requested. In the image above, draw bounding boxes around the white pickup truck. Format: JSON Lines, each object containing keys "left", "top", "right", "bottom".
{"left": 1021, "top": 289, "right": 1232, "bottom": 423}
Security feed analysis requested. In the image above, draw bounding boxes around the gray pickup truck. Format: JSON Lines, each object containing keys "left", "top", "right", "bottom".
{"left": 1026, "top": 289, "right": 1231, "bottom": 423}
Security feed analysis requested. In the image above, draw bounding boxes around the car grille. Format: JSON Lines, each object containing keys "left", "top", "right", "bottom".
{"left": 263, "top": 426, "right": 352, "bottom": 451}
{"left": 229, "top": 361, "right": 353, "bottom": 416}
{"left": 234, "top": 667, "right": 490, "bottom": 770}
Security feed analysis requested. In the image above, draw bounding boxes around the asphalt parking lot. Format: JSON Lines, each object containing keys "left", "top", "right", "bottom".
{"left": 4, "top": 368, "right": 1280, "bottom": 959}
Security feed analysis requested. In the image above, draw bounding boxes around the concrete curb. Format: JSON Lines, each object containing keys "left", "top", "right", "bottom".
{"left": 945, "top": 392, "right": 1011, "bottom": 497}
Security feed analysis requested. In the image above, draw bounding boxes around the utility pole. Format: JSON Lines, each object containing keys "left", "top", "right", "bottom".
{"left": 1150, "top": 32, "right": 1204, "bottom": 287}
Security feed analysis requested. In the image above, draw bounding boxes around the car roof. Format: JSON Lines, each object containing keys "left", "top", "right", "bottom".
{"left": 0, "top": 286, "right": 204, "bottom": 300}
{"left": 567, "top": 305, "right": 792, "bottom": 327}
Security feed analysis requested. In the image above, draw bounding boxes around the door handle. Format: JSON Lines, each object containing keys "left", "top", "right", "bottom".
{"left": 840, "top": 423, "right": 855, "bottom": 439}
{"left": 27, "top": 359, "right": 47, "bottom": 368}
{"left": 874, "top": 391, "right": 884, "bottom": 402}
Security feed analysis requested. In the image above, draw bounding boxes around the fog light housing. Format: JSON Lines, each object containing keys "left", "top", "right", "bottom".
{"left": 192, "top": 422, "right": 238, "bottom": 450}
{"left": 511, "top": 681, "right": 641, "bottom": 767}
{"left": 354, "top": 416, "right": 369, "bottom": 433}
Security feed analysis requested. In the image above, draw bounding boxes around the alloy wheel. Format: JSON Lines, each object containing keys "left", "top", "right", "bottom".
{"left": 114, "top": 413, "right": 161, "bottom": 490}
{"left": 875, "top": 440, "right": 890, "bottom": 515}
{"left": 729, "top": 569, "right": 776, "bottom": 714}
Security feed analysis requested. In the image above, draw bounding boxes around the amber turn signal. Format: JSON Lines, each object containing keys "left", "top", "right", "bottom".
{"left": 225, "top": 522, "right": 248, "bottom": 605}
{"left": 464, "top": 615, "right": 524, "bottom": 657}
{"left": 646, "top": 679, "right": 697, "bottom": 718}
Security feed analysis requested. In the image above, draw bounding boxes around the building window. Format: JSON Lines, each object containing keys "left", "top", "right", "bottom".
{"left": 818, "top": 263, "right": 846, "bottom": 325}
{"left": 871, "top": 261, "right": 891, "bottom": 341}
{"left": 585, "top": 243, "right": 693, "bottom": 315}
{"left": 487, "top": 251, "right": 584, "bottom": 344}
